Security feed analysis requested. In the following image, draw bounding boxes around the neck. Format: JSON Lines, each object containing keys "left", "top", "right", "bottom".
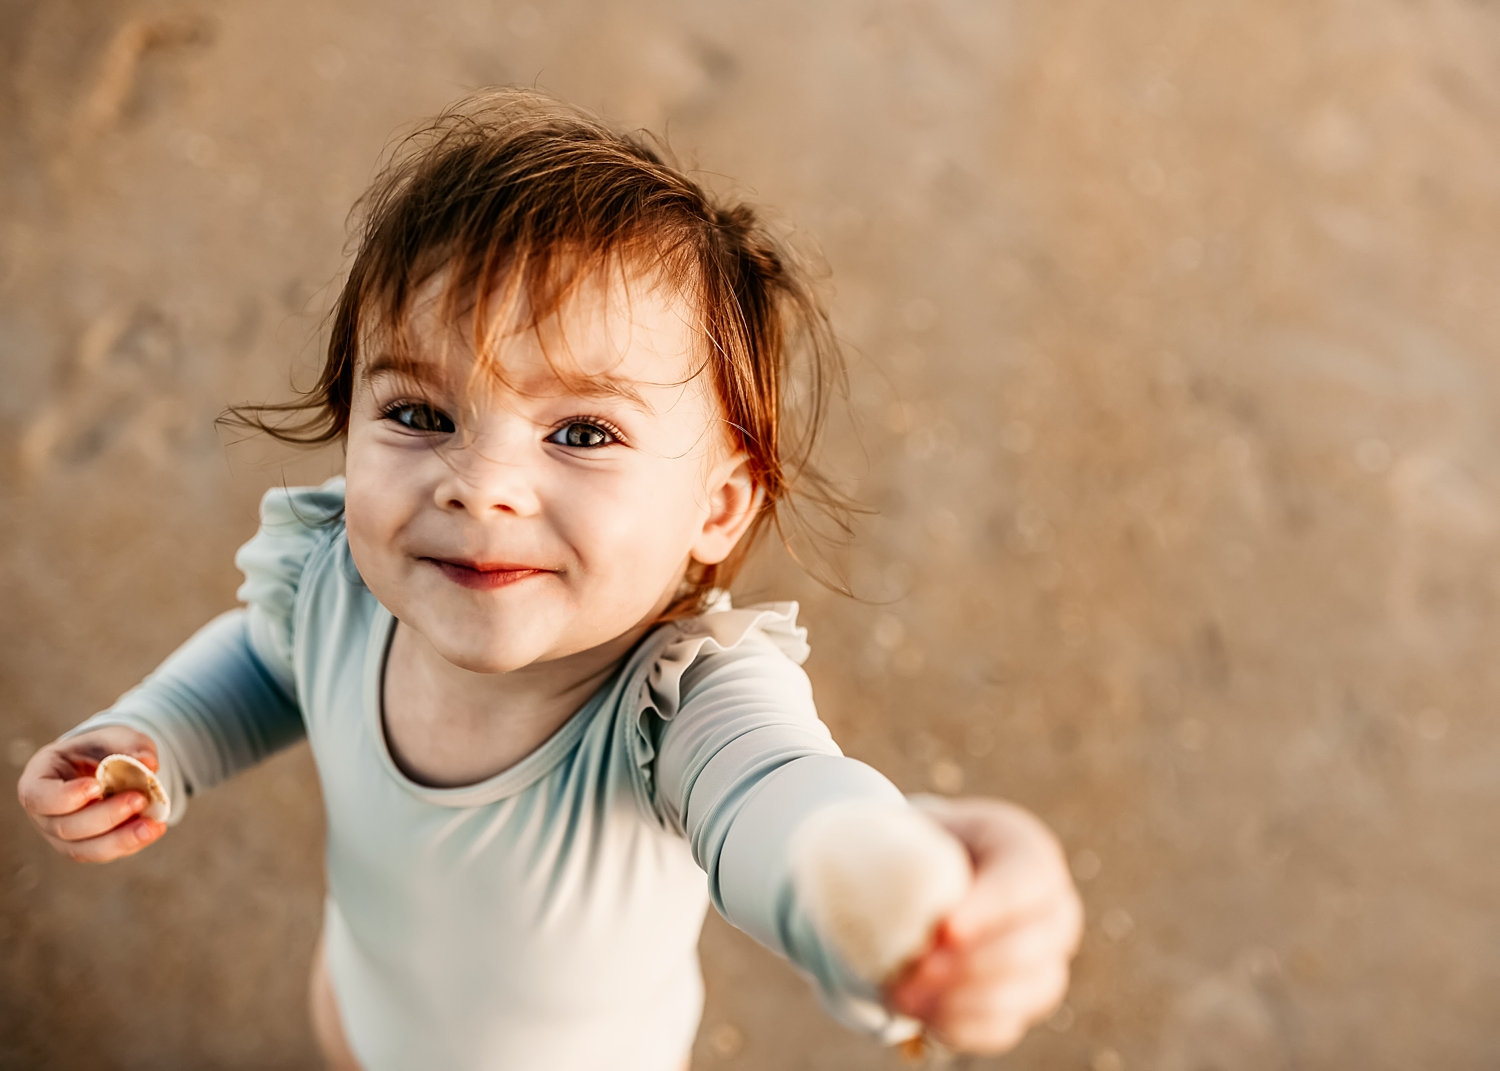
{"left": 378, "top": 586, "right": 683, "bottom": 788}
{"left": 396, "top": 619, "right": 652, "bottom": 723}
{"left": 382, "top": 620, "right": 657, "bottom": 788}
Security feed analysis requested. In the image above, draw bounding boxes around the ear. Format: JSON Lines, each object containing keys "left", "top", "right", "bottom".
{"left": 691, "top": 454, "right": 765, "bottom": 566}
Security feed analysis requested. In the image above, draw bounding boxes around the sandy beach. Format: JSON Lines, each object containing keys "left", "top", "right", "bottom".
{"left": 4, "top": 2, "right": 1499, "bottom": 1067}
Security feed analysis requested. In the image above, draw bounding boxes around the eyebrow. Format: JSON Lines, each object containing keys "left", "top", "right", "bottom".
{"left": 361, "top": 355, "right": 441, "bottom": 386}
{"left": 361, "top": 355, "right": 652, "bottom": 411}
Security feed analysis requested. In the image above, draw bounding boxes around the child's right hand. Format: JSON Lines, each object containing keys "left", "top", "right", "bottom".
{"left": 16, "top": 726, "right": 168, "bottom": 862}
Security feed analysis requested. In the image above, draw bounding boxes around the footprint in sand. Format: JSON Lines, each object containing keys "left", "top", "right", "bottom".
{"left": 20, "top": 305, "right": 207, "bottom": 477}
{"left": 77, "top": 14, "right": 214, "bottom": 136}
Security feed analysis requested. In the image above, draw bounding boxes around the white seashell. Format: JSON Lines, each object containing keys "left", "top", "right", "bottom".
{"left": 95, "top": 753, "right": 170, "bottom": 823}
{"left": 790, "top": 799, "right": 972, "bottom": 984}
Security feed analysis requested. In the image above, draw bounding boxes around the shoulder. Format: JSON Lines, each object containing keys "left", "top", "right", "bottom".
{"left": 622, "top": 599, "right": 837, "bottom": 831}
{"left": 254, "top": 476, "right": 347, "bottom": 527}
{"left": 626, "top": 598, "right": 822, "bottom": 760}
{"left": 644, "top": 598, "right": 812, "bottom": 712}
{"left": 233, "top": 477, "right": 358, "bottom": 679}
{"left": 233, "top": 476, "right": 349, "bottom": 590}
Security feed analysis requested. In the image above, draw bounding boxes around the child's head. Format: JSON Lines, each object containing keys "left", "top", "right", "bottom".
{"left": 232, "top": 88, "right": 845, "bottom": 627}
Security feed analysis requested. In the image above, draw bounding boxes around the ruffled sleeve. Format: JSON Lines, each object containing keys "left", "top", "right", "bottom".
{"left": 626, "top": 600, "right": 812, "bottom": 825}
{"left": 233, "top": 477, "right": 347, "bottom": 697}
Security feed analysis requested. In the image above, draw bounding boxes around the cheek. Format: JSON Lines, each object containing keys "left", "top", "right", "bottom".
{"left": 341, "top": 491, "right": 379, "bottom": 573}
{"left": 342, "top": 451, "right": 404, "bottom": 554}
{"left": 342, "top": 435, "right": 375, "bottom": 508}
{"left": 562, "top": 467, "right": 704, "bottom": 560}
{"left": 344, "top": 429, "right": 420, "bottom": 513}
{"left": 341, "top": 464, "right": 377, "bottom": 535}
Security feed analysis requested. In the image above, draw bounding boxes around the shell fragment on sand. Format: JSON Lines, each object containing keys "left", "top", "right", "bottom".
{"left": 95, "top": 753, "right": 170, "bottom": 822}
{"left": 789, "top": 799, "right": 973, "bottom": 985}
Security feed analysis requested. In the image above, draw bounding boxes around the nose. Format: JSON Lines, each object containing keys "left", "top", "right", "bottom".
{"left": 432, "top": 435, "right": 542, "bottom": 518}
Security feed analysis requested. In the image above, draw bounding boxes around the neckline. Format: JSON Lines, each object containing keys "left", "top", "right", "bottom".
{"left": 362, "top": 606, "right": 608, "bottom": 806}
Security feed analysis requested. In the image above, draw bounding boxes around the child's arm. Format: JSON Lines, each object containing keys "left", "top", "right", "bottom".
{"left": 16, "top": 482, "right": 337, "bottom": 851}
{"left": 17, "top": 609, "right": 305, "bottom": 848}
{"left": 648, "top": 621, "right": 1081, "bottom": 1052}
{"left": 648, "top": 628, "right": 933, "bottom": 1039}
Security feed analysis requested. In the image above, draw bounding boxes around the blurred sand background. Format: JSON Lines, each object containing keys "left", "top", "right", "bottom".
{"left": 3, "top": 1, "right": 1499, "bottom": 1068}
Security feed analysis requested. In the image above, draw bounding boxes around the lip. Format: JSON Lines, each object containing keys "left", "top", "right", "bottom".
{"left": 424, "top": 557, "right": 552, "bottom": 591}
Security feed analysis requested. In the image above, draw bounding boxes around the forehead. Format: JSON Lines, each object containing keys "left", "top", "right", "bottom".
{"left": 365, "top": 264, "right": 706, "bottom": 395}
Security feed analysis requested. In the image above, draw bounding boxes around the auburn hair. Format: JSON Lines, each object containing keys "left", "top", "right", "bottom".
{"left": 223, "top": 87, "right": 852, "bottom": 618}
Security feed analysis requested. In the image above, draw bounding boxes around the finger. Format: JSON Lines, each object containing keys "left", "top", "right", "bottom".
{"left": 44, "top": 791, "right": 149, "bottom": 843}
{"left": 46, "top": 815, "right": 166, "bottom": 864}
{"left": 109, "top": 745, "right": 159, "bottom": 773}
{"left": 925, "top": 962, "right": 1070, "bottom": 1054}
{"left": 18, "top": 743, "right": 84, "bottom": 785}
{"left": 19, "top": 770, "right": 106, "bottom": 819}
{"left": 944, "top": 960, "right": 1071, "bottom": 1027}
{"left": 67, "top": 741, "right": 159, "bottom": 774}
{"left": 928, "top": 912, "right": 1077, "bottom": 991}
{"left": 944, "top": 880, "right": 1084, "bottom": 961}
{"left": 1059, "top": 883, "right": 1085, "bottom": 955}
{"left": 927, "top": 1006, "right": 1029, "bottom": 1056}
{"left": 887, "top": 945, "right": 961, "bottom": 1018}
{"left": 938, "top": 881, "right": 1079, "bottom": 955}
{"left": 943, "top": 830, "right": 1076, "bottom": 943}
{"left": 40, "top": 727, "right": 160, "bottom": 775}
{"left": 949, "top": 858, "right": 1073, "bottom": 945}
{"left": 18, "top": 726, "right": 161, "bottom": 817}
{"left": 890, "top": 902, "right": 1079, "bottom": 1017}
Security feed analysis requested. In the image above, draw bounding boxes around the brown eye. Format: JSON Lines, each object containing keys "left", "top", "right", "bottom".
{"left": 386, "top": 404, "right": 454, "bottom": 433}
{"left": 547, "top": 421, "right": 617, "bottom": 448}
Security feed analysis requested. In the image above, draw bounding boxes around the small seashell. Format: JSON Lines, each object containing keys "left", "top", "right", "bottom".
{"left": 95, "top": 753, "right": 170, "bottom": 822}
{"left": 790, "top": 799, "right": 972, "bottom": 984}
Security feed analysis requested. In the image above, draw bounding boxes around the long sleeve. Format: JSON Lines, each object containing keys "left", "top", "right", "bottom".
{"left": 67, "top": 610, "right": 304, "bottom": 825}
{"left": 640, "top": 604, "right": 920, "bottom": 1042}
{"left": 65, "top": 480, "right": 346, "bottom": 824}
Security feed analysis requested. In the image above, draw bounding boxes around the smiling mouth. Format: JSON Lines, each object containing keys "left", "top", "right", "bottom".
{"left": 425, "top": 558, "right": 550, "bottom": 591}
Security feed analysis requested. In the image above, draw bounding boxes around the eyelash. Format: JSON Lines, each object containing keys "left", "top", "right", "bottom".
{"left": 376, "top": 401, "right": 625, "bottom": 448}
{"left": 378, "top": 401, "right": 454, "bottom": 434}
{"left": 547, "top": 415, "right": 626, "bottom": 449}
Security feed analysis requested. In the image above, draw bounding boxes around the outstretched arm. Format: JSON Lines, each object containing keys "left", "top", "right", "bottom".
{"left": 650, "top": 636, "right": 916, "bottom": 1039}
{"left": 18, "top": 481, "right": 343, "bottom": 860}
{"left": 652, "top": 637, "right": 1080, "bottom": 1052}
{"left": 18, "top": 609, "right": 305, "bottom": 851}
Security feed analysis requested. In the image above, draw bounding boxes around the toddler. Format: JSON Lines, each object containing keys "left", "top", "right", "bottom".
{"left": 17, "top": 89, "right": 1081, "bottom": 1070}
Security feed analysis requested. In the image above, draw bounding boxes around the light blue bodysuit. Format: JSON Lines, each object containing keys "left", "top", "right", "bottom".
{"left": 72, "top": 480, "right": 915, "bottom": 1070}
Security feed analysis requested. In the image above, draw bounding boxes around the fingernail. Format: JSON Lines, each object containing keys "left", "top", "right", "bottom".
{"left": 84, "top": 781, "right": 104, "bottom": 800}
{"left": 135, "top": 821, "right": 159, "bottom": 842}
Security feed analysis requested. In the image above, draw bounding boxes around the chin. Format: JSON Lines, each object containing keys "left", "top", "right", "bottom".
{"left": 442, "top": 646, "right": 540, "bottom": 675}
{"left": 419, "top": 625, "right": 537, "bottom": 674}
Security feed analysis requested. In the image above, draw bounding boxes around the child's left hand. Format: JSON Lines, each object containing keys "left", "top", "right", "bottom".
{"left": 885, "top": 796, "right": 1084, "bottom": 1053}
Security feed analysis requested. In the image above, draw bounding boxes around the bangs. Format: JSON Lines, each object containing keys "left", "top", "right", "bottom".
{"left": 357, "top": 238, "right": 714, "bottom": 413}
{"left": 338, "top": 91, "right": 738, "bottom": 435}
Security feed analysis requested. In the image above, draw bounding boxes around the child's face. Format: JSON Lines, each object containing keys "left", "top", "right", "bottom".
{"left": 343, "top": 268, "right": 758, "bottom": 676}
